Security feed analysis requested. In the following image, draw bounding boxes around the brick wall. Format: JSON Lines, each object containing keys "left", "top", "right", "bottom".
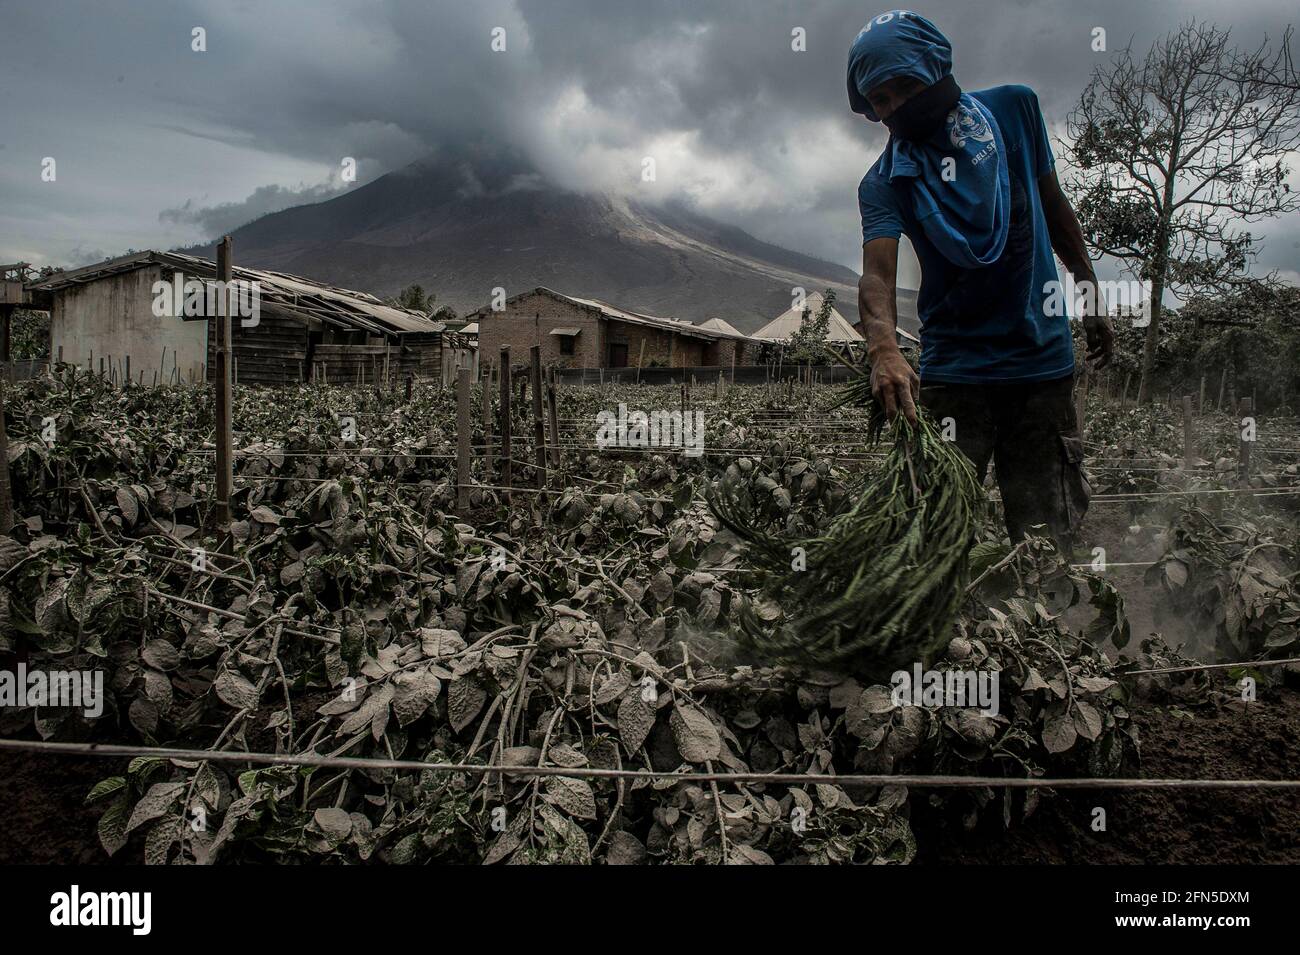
{"left": 475, "top": 291, "right": 602, "bottom": 370}
{"left": 710, "top": 338, "right": 751, "bottom": 368}
{"left": 475, "top": 290, "right": 736, "bottom": 369}
{"left": 609, "top": 321, "right": 714, "bottom": 368}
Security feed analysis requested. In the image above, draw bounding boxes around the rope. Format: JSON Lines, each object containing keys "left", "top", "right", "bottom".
{"left": 1091, "top": 486, "right": 1300, "bottom": 501}
{"left": 2, "top": 738, "right": 1298, "bottom": 790}
{"left": 1124, "top": 654, "right": 1300, "bottom": 676}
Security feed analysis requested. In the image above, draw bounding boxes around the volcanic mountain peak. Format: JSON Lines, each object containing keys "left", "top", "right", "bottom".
{"left": 181, "top": 153, "right": 918, "bottom": 335}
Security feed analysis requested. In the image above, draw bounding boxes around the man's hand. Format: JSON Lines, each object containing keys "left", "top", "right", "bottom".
{"left": 1082, "top": 313, "right": 1114, "bottom": 370}
{"left": 870, "top": 345, "right": 920, "bottom": 424}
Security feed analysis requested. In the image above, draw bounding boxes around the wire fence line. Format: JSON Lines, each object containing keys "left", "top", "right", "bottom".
{"left": 1122, "top": 655, "right": 1300, "bottom": 676}
{"left": 3, "top": 738, "right": 1299, "bottom": 791}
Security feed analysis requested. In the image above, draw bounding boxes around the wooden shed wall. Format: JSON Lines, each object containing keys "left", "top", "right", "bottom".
{"left": 206, "top": 308, "right": 310, "bottom": 387}
{"left": 313, "top": 334, "right": 441, "bottom": 386}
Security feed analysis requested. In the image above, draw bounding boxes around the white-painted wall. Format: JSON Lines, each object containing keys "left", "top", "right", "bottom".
{"left": 49, "top": 265, "right": 209, "bottom": 383}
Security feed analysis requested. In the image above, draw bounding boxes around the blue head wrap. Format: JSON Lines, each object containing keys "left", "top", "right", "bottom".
{"left": 847, "top": 10, "right": 952, "bottom": 120}
{"left": 848, "top": 11, "right": 1011, "bottom": 269}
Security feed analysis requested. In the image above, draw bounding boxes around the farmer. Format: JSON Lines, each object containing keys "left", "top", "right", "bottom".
{"left": 848, "top": 10, "right": 1113, "bottom": 554}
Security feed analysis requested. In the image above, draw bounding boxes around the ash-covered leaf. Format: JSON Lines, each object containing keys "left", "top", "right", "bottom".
{"left": 670, "top": 703, "right": 721, "bottom": 763}
{"left": 544, "top": 776, "right": 597, "bottom": 820}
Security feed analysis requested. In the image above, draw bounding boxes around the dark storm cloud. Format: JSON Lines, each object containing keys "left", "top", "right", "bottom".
{"left": 158, "top": 181, "right": 349, "bottom": 237}
{"left": 0, "top": 0, "right": 1295, "bottom": 281}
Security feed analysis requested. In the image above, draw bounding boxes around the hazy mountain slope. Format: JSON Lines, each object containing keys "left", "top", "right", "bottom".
{"left": 180, "top": 153, "right": 920, "bottom": 335}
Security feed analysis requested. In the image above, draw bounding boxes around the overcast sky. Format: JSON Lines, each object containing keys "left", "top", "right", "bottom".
{"left": 1, "top": 0, "right": 1297, "bottom": 292}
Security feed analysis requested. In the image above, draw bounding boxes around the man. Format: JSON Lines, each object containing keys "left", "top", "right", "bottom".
{"left": 847, "top": 10, "right": 1114, "bottom": 554}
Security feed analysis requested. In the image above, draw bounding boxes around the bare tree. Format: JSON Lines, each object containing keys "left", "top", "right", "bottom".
{"left": 1064, "top": 22, "right": 1300, "bottom": 403}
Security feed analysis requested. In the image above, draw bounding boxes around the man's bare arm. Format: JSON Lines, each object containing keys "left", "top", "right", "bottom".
{"left": 1039, "top": 170, "right": 1114, "bottom": 369}
{"left": 859, "top": 237, "right": 919, "bottom": 423}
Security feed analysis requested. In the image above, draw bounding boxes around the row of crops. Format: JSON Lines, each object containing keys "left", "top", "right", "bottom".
{"left": 0, "top": 366, "right": 1296, "bottom": 863}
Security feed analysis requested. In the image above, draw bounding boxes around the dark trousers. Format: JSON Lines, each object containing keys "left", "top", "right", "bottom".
{"left": 920, "top": 374, "right": 1090, "bottom": 554}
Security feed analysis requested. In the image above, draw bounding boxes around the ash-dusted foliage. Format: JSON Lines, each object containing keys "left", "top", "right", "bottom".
{"left": 709, "top": 367, "right": 983, "bottom": 673}
{"left": 0, "top": 367, "right": 1250, "bottom": 864}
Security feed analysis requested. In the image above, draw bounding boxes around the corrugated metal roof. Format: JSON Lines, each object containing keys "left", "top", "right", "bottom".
{"left": 496, "top": 287, "right": 751, "bottom": 342}
{"left": 27, "top": 250, "right": 439, "bottom": 338}
{"left": 548, "top": 326, "right": 582, "bottom": 336}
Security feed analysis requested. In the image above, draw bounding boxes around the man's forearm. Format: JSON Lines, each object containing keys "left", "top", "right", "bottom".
{"left": 858, "top": 273, "right": 901, "bottom": 361}
{"left": 1043, "top": 193, "right": 1099, "bottom": 291}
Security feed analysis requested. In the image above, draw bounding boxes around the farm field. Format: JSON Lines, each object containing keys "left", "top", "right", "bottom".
{"left": 1, "top": 367, "right": 1298, "bottom": 865}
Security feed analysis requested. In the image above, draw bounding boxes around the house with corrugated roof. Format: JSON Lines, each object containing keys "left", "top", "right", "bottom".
{"left": 24, "top": 250, "right": 445, "bottom": 386}
{"left": 471, "top": 287, "right": 756, "bottom": 369}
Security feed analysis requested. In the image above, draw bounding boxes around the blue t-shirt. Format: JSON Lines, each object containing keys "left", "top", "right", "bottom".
{"left": 858, "top": 84, "right": 1073, "bottom": 384}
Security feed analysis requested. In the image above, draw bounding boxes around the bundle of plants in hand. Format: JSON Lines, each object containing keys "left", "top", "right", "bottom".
{"left": 709, "top": 361, "right": 984, "bottom": 675}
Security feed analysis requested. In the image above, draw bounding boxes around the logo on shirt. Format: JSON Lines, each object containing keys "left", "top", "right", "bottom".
{"left": 947, "top": 102, "right": 994, "bottom": 149}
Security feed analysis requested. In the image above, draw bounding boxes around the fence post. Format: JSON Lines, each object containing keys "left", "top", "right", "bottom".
{"left": 530, "top": 345, "right": 546, "bottom": 489}
{"left": 214, "top": 236, "right": 234, "bottom": 531}
{"left": 456, "top": 366, "right": 472, "bottom": 514}
{"left": 546, "top": 365, "right": 561, "bottom": 473}
{"left": 1182, "top": 395, "right": 1195, "bottom": 470}
{"left": 499, "top": 347, "right": 512, "bottom": 495}
{"left": 0, "top": 381, "right": 13, "bottom": 534}
{"left": 1238, "top": 396, "right": 1253, "bottom": 487}
{"left": 481, "top": 361, "right": 493, "bottom": 479}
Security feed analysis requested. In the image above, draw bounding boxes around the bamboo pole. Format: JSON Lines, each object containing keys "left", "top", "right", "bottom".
{"left": 1182, "top": 396, "right": 1195, "bottom": 470}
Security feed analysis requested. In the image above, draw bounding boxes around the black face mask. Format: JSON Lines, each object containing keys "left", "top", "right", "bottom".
{"left": 882, "top": 75, "right": 961, "bottom": 142}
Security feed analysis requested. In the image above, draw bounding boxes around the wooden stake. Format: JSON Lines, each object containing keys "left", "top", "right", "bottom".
{"left": 1238, "top": 397, "right": 1253, "bottom": 487}
{"left": 213, "top": 236, "right": 234, "bottom": 530}
{"left": 530, "top": 345, "right": 546, "bottom": 489}
{"left": 481, "top": 362, "right": 493, "bottom": 479}
{"left": 1182, "top": 395, "right": 1195, "bottom": 470}
{"left": 546, "top": 366, "right": 561, "bottom": 473}
{"left": 499, "top": 347, "right": 512, "bottom": 494}
{"left": 636, "top": 339, "right": 646, "bottom": 386}
{"left": 456, "top": 366, "right": 472, "bottom": 513}
{"left": 0, "top": 380, "right": 13, "bottom": 534}
{"left": 1217, "top": 367, "right": 1228, "bottom": 412}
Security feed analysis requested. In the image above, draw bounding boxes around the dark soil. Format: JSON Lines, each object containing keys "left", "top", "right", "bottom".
{"left": 913, "top": 687, "right": 1300, "bottom": 864}
{"left": 4, "top": 688, "right": 1297, "bottom": 864}
{"left": 0, "top": 751, "right": 128, "bottom": 864}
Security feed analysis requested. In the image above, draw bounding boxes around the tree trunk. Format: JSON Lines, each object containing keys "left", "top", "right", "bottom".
{"left": 1137, "top": 280, "right": 1164, "bottom": 405}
